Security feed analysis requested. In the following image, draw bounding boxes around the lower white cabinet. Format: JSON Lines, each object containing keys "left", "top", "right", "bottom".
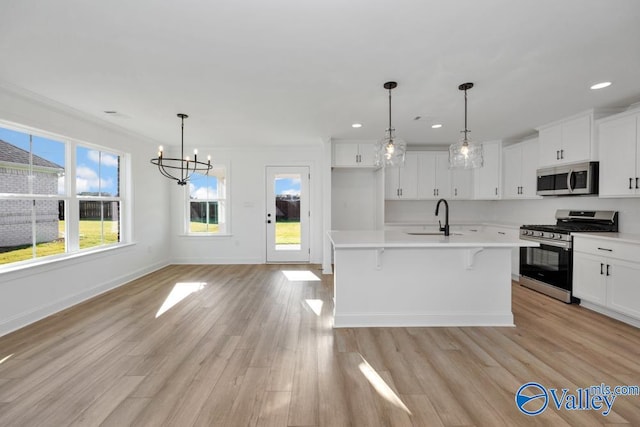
{"left": 573, "top": 235, "right": 640, "bottom": 323}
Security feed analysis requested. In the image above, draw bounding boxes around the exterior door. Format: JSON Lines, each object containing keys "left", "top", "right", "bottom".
{"left": 266, "top": 166, "right": 310, "bottom": 262}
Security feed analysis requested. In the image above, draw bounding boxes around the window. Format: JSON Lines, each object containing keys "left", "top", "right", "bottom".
{"left": 187, "top": 166, "right": 228, "bottom": 234}
{"left": 76, "top": 146, "right": 121, "bottom": 249}
{"left": 0, "top": 123, "right": 127, "bottom": 268}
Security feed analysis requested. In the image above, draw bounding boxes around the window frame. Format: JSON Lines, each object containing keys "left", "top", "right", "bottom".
{"left": 0, "top": 120, "right": 130, "bottom": 271}
{"left": 184, "top": 162, "right": 230, "bottom": 236}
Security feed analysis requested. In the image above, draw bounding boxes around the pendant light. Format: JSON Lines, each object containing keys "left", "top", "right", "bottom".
{"left": 150, "top": 114, "right": 212, "bottom": 185}
{"left": 375, "top": 81, "right": 406, "bottom": 168}
{"left": 449, "top": 82, "right": 483, "bottom": 169}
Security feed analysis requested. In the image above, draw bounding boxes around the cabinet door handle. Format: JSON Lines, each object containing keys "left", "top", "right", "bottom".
{"left": 600, "top": 263, "right": 604, "bottom": 275}
{"left": 636, "top": 177, "right": 639, "bottom": 189}
{"left": 556, "top": 150, "right": 560, "bottom": 160}
{"left": 436, "top": 189, "right": 439, "bottom": 196}
{"left": 597, "top": 247, "right": 613, "bottom": 252}
{"left": 606, "top": 264, "right": 611, "bottom": 276}
{"left": 454, "top": 188, "right": 458, "bottom": 196}
{"left": 630, "top": 177, "right": 634, "bottom": 190}
{"left": 495, "top": 187, "right": 498, "bottom": 195}
{"left": 560, "top": 149, "right": 564, "bottom": 159}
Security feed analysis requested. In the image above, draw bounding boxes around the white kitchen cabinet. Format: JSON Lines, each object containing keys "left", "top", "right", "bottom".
{"left": 333, "top": 141, "right": 377, "bottom": 167}
{"left": 451, "top": 167, "right": 473, "bottom": 199}
{"left": 385, "top": 152, "right": 418, "bottom": 199}
{"left": 502, "top": 138, "right": 540, "bottom": 199}
{"left": 473, "top": 140, "right": 501, "bottom": 199}
{"left": 598, "top": 109, "right": 640, "bottom": 197}
{"left": 573, "top": 234, "right": 640, "bottom": 324}
{"left": 538, "top": 113, "right": 591, "bottom": 166}
{"left": 417, "top": 152, "right": 451, "bottom": 199}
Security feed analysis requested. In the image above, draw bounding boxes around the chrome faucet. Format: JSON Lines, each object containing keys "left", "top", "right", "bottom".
{"left": 435, "top": 198, "right": 450, "bottom": 236}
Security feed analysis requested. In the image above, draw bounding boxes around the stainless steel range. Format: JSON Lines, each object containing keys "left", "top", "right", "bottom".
{"left": 519, "top": 210, "right": 618, "bottom": 303}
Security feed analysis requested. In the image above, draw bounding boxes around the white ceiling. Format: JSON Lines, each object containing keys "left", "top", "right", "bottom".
{"left": 1, "top": 0, "right": 640, "bottom": 148}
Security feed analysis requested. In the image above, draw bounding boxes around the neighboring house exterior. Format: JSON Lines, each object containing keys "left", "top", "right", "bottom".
{"left": 0, "top": 139, "right": 64, "bottom": 248}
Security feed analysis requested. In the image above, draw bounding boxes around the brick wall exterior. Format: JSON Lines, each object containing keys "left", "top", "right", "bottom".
{"left": 0, "top": 167, "right": 61, "bottom": 248}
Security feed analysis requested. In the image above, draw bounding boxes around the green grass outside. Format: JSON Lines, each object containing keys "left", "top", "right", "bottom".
{"left": 0, "top": 220, "right": 119, "bottom": 265}
{"left": 189, "top": 222, "right": 220, "bottom": 233}
{"left": 275, "top": 221, "right": 300, "bottom": 245}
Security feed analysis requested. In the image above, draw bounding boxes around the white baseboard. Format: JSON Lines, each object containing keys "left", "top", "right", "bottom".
{"left": 332, "top": 312, "right": 514, "bottom": 328}
{"left": 171, "top": 257, "right": 263, "bottom": 264}
{"left": 579, "top": 301, "right": 640, "bottom": 329}
{"left": 0, "top": 260, "right": 169, "bottom": 338}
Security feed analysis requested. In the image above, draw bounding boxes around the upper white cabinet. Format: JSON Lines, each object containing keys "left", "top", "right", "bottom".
{"left": 474, "top": 140, "right": 502, "bottom": 199}
{"left": 502, "top": 138, "right": 540, "bottom": 199}
{"left": 538, "top": 112, "right": 591, "bottom": 166}
{"left": 385, "top": 152, "right": 419, "bottom": 199}
{"left": 333, "top": 141, "right": 377, "bottom": 167}
{"left": 417, "top": 152, "right": 451, "bottom": 199}
{"left": 598, "top": 108, "right": 640, "bottom": 197}
{"left": 537, "top": 109, "right": 622, "bottom": 168}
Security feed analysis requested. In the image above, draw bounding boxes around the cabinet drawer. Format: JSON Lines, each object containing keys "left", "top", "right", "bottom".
{"left": 574, "top": 237, "right": 640, "bottom": 262}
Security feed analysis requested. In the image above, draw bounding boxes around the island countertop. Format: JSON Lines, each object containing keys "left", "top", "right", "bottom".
{"left": 328, "top": 229, "right": 538, "bottom": 249}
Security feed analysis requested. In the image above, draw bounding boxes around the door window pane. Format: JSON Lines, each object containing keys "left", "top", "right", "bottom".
{"left": 274, "top": 174, "right": 301, "bottom": 248}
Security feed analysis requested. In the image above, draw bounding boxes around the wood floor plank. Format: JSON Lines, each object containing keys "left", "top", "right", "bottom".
{"left": 0, "top": 267, "right": 639, "bottom": 426}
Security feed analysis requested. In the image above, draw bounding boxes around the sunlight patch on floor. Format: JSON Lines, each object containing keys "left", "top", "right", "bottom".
{"left": 304, "top": 299, "right": 323, "bottom": 316}
{"left": 0, "top": 354, "right": 13, "bottom": 365}
{"left": 281, "top": 270, "right": 320, "bottom": 281}
{"left": 358, "top": 355, "right": 412, "bottom": 415}
{"left": 156, "top": 282, "right": 207, "bottom": 318}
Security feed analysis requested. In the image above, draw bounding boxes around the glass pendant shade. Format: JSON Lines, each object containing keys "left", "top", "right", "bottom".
{"left": 376, "top": 128, "right": 406, "bottom": 167}
{"left": 376, "top": 81, "right": 406, "bottom": 167}
{"left": 449, "top": 82, "right": 483, "bottom": 169}
{"left": 449, "top": 136, "right": 483, "bottom": 169}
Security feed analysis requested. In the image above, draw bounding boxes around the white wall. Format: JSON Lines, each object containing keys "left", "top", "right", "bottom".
{"left": 385, "top": 199, "right": 496, "bottom": 226}
{"left": 331, "top": 169, "right": 379, "bottom": 230}
{"left": 169, "top": 144, "right": 325, "bottom": 264}
{"left": 0, "top": 85, "right": 171, "bottom": 337}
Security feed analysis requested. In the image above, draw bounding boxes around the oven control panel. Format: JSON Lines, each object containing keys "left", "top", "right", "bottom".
{"left": 519, "top": 229, "right": 572, "bottom": 242}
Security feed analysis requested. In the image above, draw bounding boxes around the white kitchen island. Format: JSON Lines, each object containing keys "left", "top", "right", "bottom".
{"left": 328, "top": 230, "right": 537, "bottom": 328}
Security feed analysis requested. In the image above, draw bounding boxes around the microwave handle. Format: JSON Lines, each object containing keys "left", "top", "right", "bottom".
{"left": 567, "top": 169, "right": 574, "bottom": 193}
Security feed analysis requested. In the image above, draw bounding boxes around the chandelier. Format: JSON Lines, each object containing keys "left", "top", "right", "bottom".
{"left": 449, "top": 82, "right": 483, "bottom": 169}
{"left": 375, "top": 81, "right": 406, "bottom": 167}
{"left": 150, "top": 113, "right": 212, "bottom": 185}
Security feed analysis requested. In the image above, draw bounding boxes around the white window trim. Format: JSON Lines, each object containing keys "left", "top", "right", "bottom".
{"left": 182, "top": 162, "right": 231, "bottom": 237}
{"left": 0, "top": 120, "right": 131, "bottom": 271}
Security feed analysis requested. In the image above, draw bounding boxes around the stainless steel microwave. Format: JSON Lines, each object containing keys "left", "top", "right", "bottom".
{"left": 536, "top": 161, "right": 599, "bottom": 196}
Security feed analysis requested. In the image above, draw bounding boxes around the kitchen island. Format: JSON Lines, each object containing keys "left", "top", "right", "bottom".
{"left": 328, "top": 230, "right": 537, "bottom": 328}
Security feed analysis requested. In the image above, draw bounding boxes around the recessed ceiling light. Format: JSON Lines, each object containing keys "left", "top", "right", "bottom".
{"left": 431, "top": 124, "right": 443, "bottom": 129}
{"left": 413, "top": 116, "right": 422, "bottom": 121}
{"left": 104, "top": 110, "right": 118, "bottom": 114}
{"left": 352, "top": 123, "right": 362, "bottom": 128}
{"left": 590, "top": 81, "right": 612, "bottom": 90}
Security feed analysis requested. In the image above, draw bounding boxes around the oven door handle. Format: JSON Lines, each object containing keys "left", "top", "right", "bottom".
{"left": 520, "top": 236, "right": 571, "bottom": 249}
{"left": 567, "top": 169, "right": 574, "bottom": 193}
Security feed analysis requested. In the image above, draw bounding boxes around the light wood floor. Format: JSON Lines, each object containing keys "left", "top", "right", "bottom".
{"left": 1, "top": 264, "right": 639, "bottom": 426}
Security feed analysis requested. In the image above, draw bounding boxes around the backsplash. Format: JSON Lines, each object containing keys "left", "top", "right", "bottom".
{"left": 385, "top": 197, "right": 640, "bottom": 234}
